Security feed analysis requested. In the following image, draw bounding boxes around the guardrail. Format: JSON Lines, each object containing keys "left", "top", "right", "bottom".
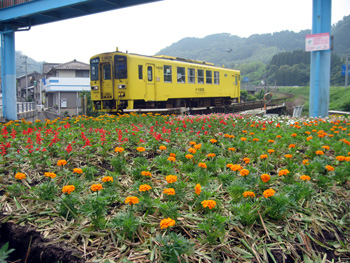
{"left": 232, "top": 98, "right": 286, "bottom": 113}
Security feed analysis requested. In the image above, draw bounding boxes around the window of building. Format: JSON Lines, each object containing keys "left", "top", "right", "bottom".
{"left": 206, "top": 70, "right": 212, "bottom": 84}
{"left": 164, "top": 65, "right": 172, "bottom": 82}
{"left": 138, "top": 65, "right": 143, "bottom": 79}
{"left": 103, "top": 64, "right": 111, "bottom": 80}
{"left": 177, "top": 67, "right": 185, "bottom": 83}
{"left": 76, "top": 70, "right": 89, "bottom": 78}
{"left": 188, "top": 68, "right": 195, "bottom": 83}
{"left": 114, "top": 55, "right": 127, "bottom": 79}
{"left": 147, "top": 66, "right": 153, "bottom": 81}
{"left": 214, "top": 71, "right": 220, "bottom": 85}
{"left": 198, "top": 69, "right": 204, "bottom": 84}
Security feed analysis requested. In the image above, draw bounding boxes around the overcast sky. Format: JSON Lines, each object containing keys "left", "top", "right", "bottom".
{"left": 13, "top": 0, "right": 350, "bottom": 64}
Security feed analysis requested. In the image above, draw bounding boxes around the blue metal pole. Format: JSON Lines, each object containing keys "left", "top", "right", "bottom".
{"left": 309, "top": 0, "right": 332, "bottom": 118}
{"left": 1, "top": 26, "right": 17, "bottom": 120}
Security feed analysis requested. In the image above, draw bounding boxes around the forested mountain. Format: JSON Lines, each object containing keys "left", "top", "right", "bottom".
{"left": 0, "top": 51, "right": 43, "bottom": 77}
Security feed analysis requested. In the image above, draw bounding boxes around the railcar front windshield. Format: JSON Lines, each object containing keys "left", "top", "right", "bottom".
{"left": 90, "top": 58, "right": 99, "bottom": 81}
{"left": 114, "top": 55, "right": 127, "bottom": 79}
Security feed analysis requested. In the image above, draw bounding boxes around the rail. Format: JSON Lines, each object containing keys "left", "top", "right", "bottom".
{"left": 232, "top": 98, "right": 286, "bottom": 113}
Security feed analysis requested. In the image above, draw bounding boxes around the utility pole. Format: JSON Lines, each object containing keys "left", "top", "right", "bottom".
{"left": 21, "top": 55, "right": 28, "bottom": 100}
{"left": 345, "top": 56, "right": 349, "bottom": 89}
{"left": 226, "top": 48, "right": 232, "bottom": 68}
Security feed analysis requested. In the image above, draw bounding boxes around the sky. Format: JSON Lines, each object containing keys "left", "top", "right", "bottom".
{"left": 13, "top": 0, "right": 350, "bottom": 64}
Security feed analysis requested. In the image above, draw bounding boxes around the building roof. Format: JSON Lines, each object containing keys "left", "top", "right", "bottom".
{"left": 53, "top": 60, "right": 89, "bottom": 71}
{"left": 43, "top": 63, "right": 60, "bottom": 74}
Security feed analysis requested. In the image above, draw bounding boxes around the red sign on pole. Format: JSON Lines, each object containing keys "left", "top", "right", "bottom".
{"left": 305, "top": 33, "right": 330, "bottom": 52}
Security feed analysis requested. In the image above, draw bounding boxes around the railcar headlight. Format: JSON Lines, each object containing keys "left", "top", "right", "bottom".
{"left": 91, "top": 86, "right": 98, "bottom": 90}
{"left": 118, "top": 84, "right": 126, "bottom": 89}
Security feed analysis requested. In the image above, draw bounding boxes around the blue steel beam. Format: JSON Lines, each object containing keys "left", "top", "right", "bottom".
{"left": 309, "top": 0, "right": 332, "bottom": 118}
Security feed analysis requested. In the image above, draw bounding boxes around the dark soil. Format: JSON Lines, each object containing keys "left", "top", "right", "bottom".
{"left": 0, "top": 222, "right": 84, "bottom": 263}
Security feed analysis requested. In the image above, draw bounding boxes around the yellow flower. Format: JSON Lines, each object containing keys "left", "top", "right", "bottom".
{"left": 240, "top": 169, "right": 249, "bottom": 176}
{"left": 240, "top": 137, "right": 247, "bottom": 141}
{"left": 159, "top": 145, "right": 167, "bottom": 151}
{"left": 91, "top": 183, "right": 103, "bottom": 192}
{"left": 268, "top": 149, "right": 275, "bottom": 154}
{"left": 243, "top": 158, "right": 250, "bottom": 164}
{"left": 228, "top": 147, "right": 236, "bottom": 152}
{"left": 263, "top": 188, "right": 276, "bottom": 198}
{"left": 73, "top": 168, "right": 83, "bottom": 174}
{"left": 114, "top": 147, "right": 124, "bottom": 153}
{"left": 44, "top": 172, "right": 57, "bottom": 179}
{"left": 57, "top": 159, "right": 67, "bottom": 166}
{"left": 166, "top": 175, "right": 177, "bottom": 184}
{"left": 163, "top": 188, "right": 176, "bottom": 195}
{"left": 201, "top": 200, "right": 216, "bottom": 209}
{"left": 243, "top": 191, "right": 255, "bottom": 198}
{"left": 195, "top": 183, "right": 201, "bottom": 195}
{"left": 278, "top": 169, "right": 290, "bottom": 176}
{"left": 185, "top": 154, "right": 193, "bottom": 159}
{"left": 160, "top": 218, "right": 175, "bottom": 229}
{"left": 15, "top": 172, "right": 26, "bottom": 180}
{"left": 62, "top": 185, "right": 75, "bottom": 194}
{"left": 194, "top": 144, "right": 202, "bottom": 150}
{"left": 207, "top": 153, "right": 216, "bottom": 158}
{"left": 198, "top": 162, "right": 207, "bottom": 169}
{"left": 137, "top": 147, "right": 145, "bottom": 152}
{"left": 141, "top": 171, "right": 152, "bottom": 177}
{"left": 230, "top": 164, "right": 242, "bottom": 171}
{"left": 302, "top": 159, "right": 309, "bottom": 165}
{"left": 210, "top": 139, "right": 217, "bottom": 144}
{"left": 300, "top": 175, "right": 311, "bottom": 181}
{"left": 336, "top": 156, "right": 346, "bottom": 161}
{"left": 260, "top": 154, "right": 268, "bottom": 159}
{"left": 315, "top": 150, "right": 324, "bottom": 155}
{"left": 325, "top": 165, "right": 334, "bottom": 171}
{"left": 261, "top": 174, "right": 271, "bottom": 183}
{"left": 285, "top": 154, "right": 293, "bottom": 159}
{"left": 189, "top": 141, "right": 196, "bottom": 145}
{"left": 167, "top": 156, "right": 176, "bottom": 162}
{"left": 139, "top": 184, "right": 152, "bottom": 192}
{"left": 188, "top": 148, "right": 197, "bottom": 154}
{"left": 169, "top": 153, "right": 176, "bottom": 158}
{"left": 102, "top": 176, "right": 113, "bottom": 182}
{"left": 125, "top": 196, "right": 139, "bottom": 205}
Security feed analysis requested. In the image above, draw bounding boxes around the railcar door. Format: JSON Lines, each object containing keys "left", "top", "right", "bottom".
{"left": 100, "top": 62, "right": 114, "bottom": 100}
{"left": 145, "top": 64, "right": 155, "bottom": 102}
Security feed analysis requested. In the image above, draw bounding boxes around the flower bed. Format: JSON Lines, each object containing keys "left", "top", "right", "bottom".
{"left": 1, "top": 113, "right": 350, "bottom": 262}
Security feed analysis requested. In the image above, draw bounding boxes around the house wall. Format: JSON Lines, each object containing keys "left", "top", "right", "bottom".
{"left": 57, "top": 70, "right": 76, "bottom": 78}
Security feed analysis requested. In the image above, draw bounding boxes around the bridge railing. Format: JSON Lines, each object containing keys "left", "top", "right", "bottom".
{"left": 17, "top": 102, "right": 35, "bottom": 113}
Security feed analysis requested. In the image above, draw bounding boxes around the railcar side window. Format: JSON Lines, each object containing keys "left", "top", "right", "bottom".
{"left": 177, "top": 67, "right": 186, "bottom": 83}
{"left": 235, "top": 76, "right": 238, "bottom": 85}
{"left": 90, "top": 64, "right": 99, "bottom": 81}
{"left": 188, "top": 68, "right": 195, "bottom": 83}
{"left": 214, "top": 71, "right": 220, "bottom": 85}
{"left": 198, "top": 70, "right": 204, "bottom": 84}
{"left": 164, "top": 65, "right": 172, "bottom": 82}
{"left": 147, "top": 66, "right": 153, "bottom": 81}
{"left": 114, "top": 55, "right": 127, "bottom": 79}
{"left": 138, "top": 65, "right": 143, "bottom": 80}
{"left": 206, "top": 70, "right": 212, "bottom": 84}
{"left": 103, "top": 64, "right": 111, "bottom": 80}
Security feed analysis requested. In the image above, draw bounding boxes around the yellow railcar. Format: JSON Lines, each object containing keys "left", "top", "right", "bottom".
{"left": 90, "top": 50, "right": 240, "bottom": 112}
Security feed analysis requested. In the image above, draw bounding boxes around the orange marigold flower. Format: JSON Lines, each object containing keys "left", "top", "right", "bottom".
{"left": 137, "top": 147, "right": 145, "bottom": 152}
{"left": 188, "top": 148, "right": 197, "bottom": 154}
{"left": 194, "top": 144, "right": 202, "bottom": 150}
{"left": 345, "top": 157, "right": 350, "bottom": 162}
{"left": 241, "top": 137, "right": 247, "bottom": 141}
{"left": 306, "top": 136, "right": 313, "bottom": 141}
{"left": 189, "top": 141, "right": 196, "bottom": 145}
{"left": 261, "top": 174, "right": 271, "bottom": 183}
{"left": 242, "top": 130, "right": 247, "bottom": 133}
{"left": 243, "top": 191, "right": 255, "bottom": 198}
{"left": 201, "top": 200, "right": 216, "bottom": 209}
{"left": 114, "top": 147, "right": 124, "bottom": 153}
{"left": 195, "top": 183, "right": 201, "bottom": 195}
{"left": 125, "top": 196, "right": 139, "bottom": 205}
{"left": 62, "top": 185, "right": 75, "bottom": 194}
{"left": 240, "top": 169, "right": 249, "bottom": 176}
{"left": 243, "top": 158, "right": 250, "bottom": 164}
{"left": 285, "top": 154, "right": 293, "bottom": 159}
{"left": 169, "top": 153, "right": 176, "bottom": 158}
{"left": 302, "top": 159, "right": 310, "bottom": 165}
{"left": 166, "top": 175, "right": 177, "bottom": 184}
{"left": 73, "top": 168, "right": 83, "bottom": 174}
{"left": 268, "top": 140, "right": 275, "bottom": 143}
{"left": 207, "top": 153, "right": 216, "bottom": 158}
{"left": 289, "top": 144, "right": 296, "bottom": 148}
{"left": 57, "top": 159, "right": 67, "bottom": 166}
{"left": 336, "top": 156, "right": 346, "bottom": 161}
{"left": 159, "top": 145, "right": 167, "bottom": 151}
{"left": 15, "top": 172, "right": 26, "bottom": 180}
{"left": 167, "top": 156, "right": 176, "bottom": 162}
{"left": 44, "top": 172, "right": 57, "bottom": 179}
{"left": 291, "top": 133, "right": 297, "bottom": 137}
{"left": 260, "top": 154, "right": 268, "bottom": 159}
{"left": 250, "top": 132, "right": 255, "bottom": 135}
{"left": 185, "top": 154, "right": 193, "bottom": 159}
{"left": 263, "top": 188, "right": 276, "bottom": 198}
{"left": 163, "top": 188, "right": 176, "bottom": 195}
{"left": 198, "top": 162, "right": 207, "bottom": 169}
{"left": 228, "top": 147, "right": 236, "bottom": 152}
{"left": 210, "top": 139, "right": 217, "bottom": 144}
{"left": 276, "top": 135, "right": 282, "bottom": 138}
{"left": 141, "top": 171, "right": 152, "bottom": 177}
{"left": 160, "top": 218, "right": 175, "bottom": 229}
{"left": 268, "top": 149, "right": 275, "bottom": 154}
{"left": 278, "top": 169, "right": 290, "bottom": 176}
{"left": 322, "top": 145, "right": 330, "bottom": 150}
{"left": 253, "top": 138, "right": 259, "bottom": 142}
{"left": 325, "top": 165, "right": 334, "bottom": 171}
{"left": 300, "top": 175, "right": 311, "bottom": 181}
{"left": 230, "top": 164, "right": 243, "bottom": 171}
{"left": 139, "top": 184, "right": 152, "bottom": 192}
{"left": 102, "top": 176, "right": 113, "bottom": 182}
{"left": 91, "top": 183, "right": 103, "bottom": 192}
{"left": 315, "top": 150, "right": 324, "bottom": 155}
